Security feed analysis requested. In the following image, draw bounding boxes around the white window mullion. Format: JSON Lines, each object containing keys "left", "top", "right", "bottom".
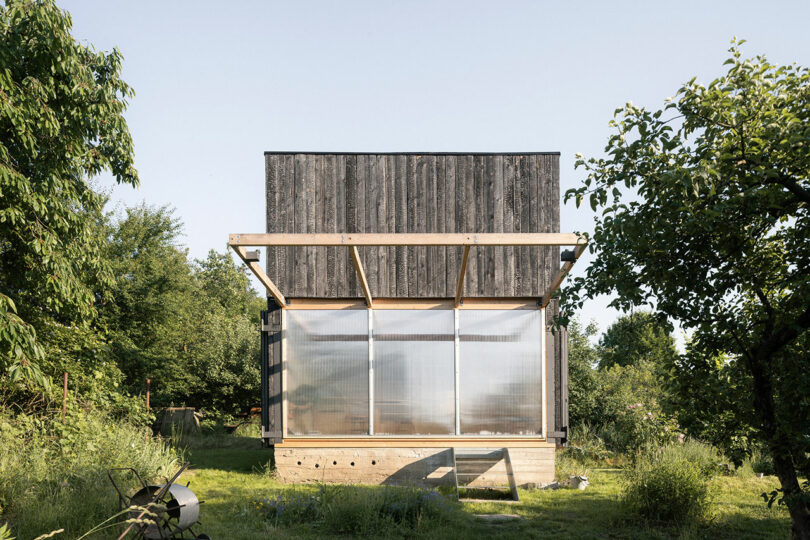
{"left": 368, "top": 308, "right": 374, "bottom": 436}
{"left": 281, "top": 309, "right": 287, "bottom": 439}
{"left": 540, "top": 307, "right": 547, "bottom": 439}
{"left": 454, "top": 308, "right": 460, "bottom": 435}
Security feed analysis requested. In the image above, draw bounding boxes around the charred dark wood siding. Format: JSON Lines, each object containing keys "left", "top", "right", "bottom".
{"left": 260, "top": 307, "right": 282, "bottom": 444}
{"left": 265, "top": 152, "right": 561, "bottom": 298}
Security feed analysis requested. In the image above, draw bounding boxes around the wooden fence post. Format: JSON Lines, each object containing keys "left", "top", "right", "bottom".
{"left": 146, "top": 378, "right": 150, "bottom": 411}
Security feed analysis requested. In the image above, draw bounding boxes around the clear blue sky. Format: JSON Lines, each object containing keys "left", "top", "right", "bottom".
{"left": 63, "top": 0, "right": 810, "bottom": 340}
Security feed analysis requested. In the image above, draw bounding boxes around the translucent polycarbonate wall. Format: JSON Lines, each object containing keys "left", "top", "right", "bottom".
{"left": 373, "top": 310, "right": 455, "bottom": 435}
{"left": 284, "top": 308, "right": 544, "bottom": 437}
{"left": 285, "top": 310, "right": 369, "bottom": 435}
{"left": 458, "top": 310, "right": 542, "bottom": 435}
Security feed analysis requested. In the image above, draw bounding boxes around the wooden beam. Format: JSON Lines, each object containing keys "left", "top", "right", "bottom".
{"left": 231, "top": 246, "right": 287, "bottom": 307}
{"left": 229, "top": 232, "right": 583, "bottom": 247}
{"left": 454, "top": 245, "right": 470, "bottom": 308}
{"left": 285, "top": 298, "right": 540, "bottom": 310}
{"left": 540, "top": 241, "right": 588, "bottom": 309}
{"left": 275, "top": 437, "right": 555, "bottom": 448}
{"left": 350, "top": 246, "right": 373, "bottom": 307}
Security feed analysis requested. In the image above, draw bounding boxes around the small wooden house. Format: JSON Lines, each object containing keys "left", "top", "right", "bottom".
{"left": 229, "top": 152, "right": 584, "bottom": 493}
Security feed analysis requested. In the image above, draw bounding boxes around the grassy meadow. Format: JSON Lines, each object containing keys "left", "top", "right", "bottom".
{"left": 176, "top": 434, "right": 790, "bottom": 539}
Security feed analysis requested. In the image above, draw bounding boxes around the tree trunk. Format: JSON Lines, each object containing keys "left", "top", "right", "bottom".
{"left": 771, "top": 449, "right": 810, "bottom": 540}
{"left": 748, "top": 349, "right": 810, "bottom": 539}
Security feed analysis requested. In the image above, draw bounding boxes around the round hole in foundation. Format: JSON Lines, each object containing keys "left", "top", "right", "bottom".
{"left": 297, "top": 461, "right": 301, "bottom": 466}
{"left": 350, "top": 462, "right": 355, "bottom": 467}
{"left": 372, "top": 460, "right": 377, "bottom": 465}
{"left": 315, "top": 463, "right": 319, "bottom": 468}
{"left": 333, "top": 461, "right": 337, "bottom": 466}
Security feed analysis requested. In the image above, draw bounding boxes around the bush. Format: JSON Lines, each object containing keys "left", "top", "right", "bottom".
{"left": 0, "top": 407, "right": 179, "bottom": 539}
{"left": 572, "top": 359, "right": 680, "bottom": 456}
{"left": 622, "top": 443, "right": 714, "bottom": 523}
{"left": 255, "top": 484, "right": 462, "bottom": 536}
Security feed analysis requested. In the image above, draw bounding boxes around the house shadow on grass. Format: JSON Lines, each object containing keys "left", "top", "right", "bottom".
{"left": 711, "top": 509, "right": 791, "bottom": 539}
{"left": 187, "top": 442, "right": 273, "bottom": 473}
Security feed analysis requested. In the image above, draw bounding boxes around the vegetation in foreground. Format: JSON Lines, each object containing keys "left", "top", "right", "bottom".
{"left": 172, "top": 439, "right": 790, "bottom": 539}
{"left": 0, "top": 408, "right": 179, "bottom": 539}
{"left": 0, "top": 419, "right": 793, "bottom": 539}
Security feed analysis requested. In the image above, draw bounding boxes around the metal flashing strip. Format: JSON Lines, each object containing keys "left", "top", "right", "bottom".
{"left": 263, "top": 151, "right": 562, "bottom": 156}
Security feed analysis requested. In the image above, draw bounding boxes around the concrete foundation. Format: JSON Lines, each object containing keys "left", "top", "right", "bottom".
{"left": 274, "top": 446, "right": 555, "bottom": 488}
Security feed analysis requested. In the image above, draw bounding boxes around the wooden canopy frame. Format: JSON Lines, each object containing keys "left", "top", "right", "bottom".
{"left": 229, "top": 233, "right": 587, "bottom": 309}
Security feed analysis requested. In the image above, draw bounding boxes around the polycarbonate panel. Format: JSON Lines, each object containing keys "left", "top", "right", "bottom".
{"left": 373, "top": 310, "right": 455, "bottom": 435}
{"left": 459, "top": 310, "right": 542, "bottom": 435}
{"left": 285, "top": 310, "right": 368, "bottom": 435}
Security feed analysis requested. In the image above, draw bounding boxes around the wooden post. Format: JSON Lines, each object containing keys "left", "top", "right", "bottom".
{"left": 350, "top": 246, "right": 373, "bottom": 307}
{"left": 454, "top": 245, "right": 471, "bottom": 308}
{"left": 146, "top": 378, "right": 151, "bottom": 411}
{"left": 62, "top": 372, "right": 68, "bottom": 422}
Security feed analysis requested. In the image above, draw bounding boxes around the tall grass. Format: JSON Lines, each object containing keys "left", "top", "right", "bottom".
{"left": 254, "top": 484, "right": 465, "bottom": 536}
{"left": 0, "top": 407, "right": 179, "bottom": 539}
{"left": 556, "top": 424, "right": 616, "bottom": 481}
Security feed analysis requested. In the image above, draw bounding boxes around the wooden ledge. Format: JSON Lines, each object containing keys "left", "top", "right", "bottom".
{"left": 229, "top": 232, "right": 584, "bottom": 247}
{"left": 275, "top": 438, "right": 555, "bottom": 448}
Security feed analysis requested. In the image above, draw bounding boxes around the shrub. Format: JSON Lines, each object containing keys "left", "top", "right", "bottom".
{"left": 577, "top": 361, "right": 680, "bottom": 455}
{"left": 0, "top": 407, "right": 179, "bottom": 539}
{"left": 622, "top": 443, "right": 714, "bottom": 523}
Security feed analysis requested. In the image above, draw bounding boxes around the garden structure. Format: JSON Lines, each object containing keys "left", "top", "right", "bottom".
{"left": 229, "top": 152, "right": 585, "bottom": 493}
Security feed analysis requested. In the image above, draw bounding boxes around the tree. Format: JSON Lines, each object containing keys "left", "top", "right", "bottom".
{"left": 101, "top": 204, "right": 200, "bottom": 403}
{"left": 566, "top": 319, "right": 600, "bottom": 428}
{"left": 100, "top": 205, "right": 262, "bottom": 414}
{"left": 566, "top": 318, "right": 677, "bottom": 454}
{"left": 597, "top": 312, "right": 677, "bottom": 370}
{"left": 0, "top": 0, "right": 137, "bottom": 385}
{"left": 564, "top": 41, "right": 810, "bottom": 536}
{"left": 194, "top": 250, "right": 265, "bottom": 320}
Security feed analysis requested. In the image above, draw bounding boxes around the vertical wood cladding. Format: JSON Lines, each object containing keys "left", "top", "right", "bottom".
{"left": 265, "top": 152, "right": 560, "bottom": 298}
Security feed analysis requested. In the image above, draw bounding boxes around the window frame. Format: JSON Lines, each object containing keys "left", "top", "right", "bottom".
{"left": 281, "top": 299, "right": 548, "bottom": 440}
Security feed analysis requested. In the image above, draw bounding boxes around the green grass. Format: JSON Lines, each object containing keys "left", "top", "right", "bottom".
{"left": 180, "top": 442, "right": 791, "bottom": 539}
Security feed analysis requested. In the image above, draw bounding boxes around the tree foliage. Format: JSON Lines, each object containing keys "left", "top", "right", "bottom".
{"left": 597, "top": 312, "right": 677, "bottom": 370}
{"left": 0, "top": 0, "right": 137, "bottom": 385}
{"left": 564, "top": 41, "right": 810, "bottom": 534}
{"left": 567, "top": 318, "right": 678, "bottom": 455}
{"left": 567, "top": 319, "right": 600, "bottom": 429}
{"left": 99, "top": 205, "right": 264, "bottom": 414}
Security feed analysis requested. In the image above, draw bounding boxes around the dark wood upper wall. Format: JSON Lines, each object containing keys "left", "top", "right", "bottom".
{"left": 265, "top": 152, "right": 560, "bottom": 298}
